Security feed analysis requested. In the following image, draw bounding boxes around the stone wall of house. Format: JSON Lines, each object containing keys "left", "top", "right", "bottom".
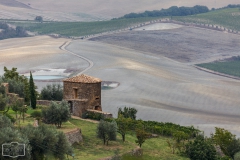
{"left": 64, "top": 81, "right": 102, "bottom": 117}
{"left": 65, "top": 128, "right": 83, "bottom": 145}
{"left": 36, "top": 100, "right": 61, "bottom": 106}
{"left": 70, "top": 99, "right": 88, "bottom": 117}
{"left": 63, "top": 81, "right": 101, "bottom": 108}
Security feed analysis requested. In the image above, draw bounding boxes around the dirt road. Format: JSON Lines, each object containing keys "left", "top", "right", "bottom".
{"left": 65, "top": 39, "right": 240, "bottom": 137}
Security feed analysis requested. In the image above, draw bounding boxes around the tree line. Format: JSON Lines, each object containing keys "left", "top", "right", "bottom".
{"left": 120, "top": 5, "right": 209, "bottom": 19}
{"left": 0, "top": 22, "right": 28, "bottom": 40}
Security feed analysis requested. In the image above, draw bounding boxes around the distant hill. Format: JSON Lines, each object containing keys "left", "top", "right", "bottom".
{"left": 0, "top": 0, "right": 239, "bottom": 21}
{"left": 0, "top": 0, "right": 30, "bottom": 8}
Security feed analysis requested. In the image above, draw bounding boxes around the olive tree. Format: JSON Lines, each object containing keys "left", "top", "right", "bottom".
{"left": 42, "top": 101, "right": 71, "bottom": 128}
{"left": 97, "top": 120, "right": 117, "bottom": 145}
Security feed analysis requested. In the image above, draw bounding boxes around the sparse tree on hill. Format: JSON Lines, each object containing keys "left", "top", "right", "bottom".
{"left": 116, "top": 114, "right": 132, "bottom": 142}
{"left": 35, "top": 16, "right": 43, "bottom": 22}
{"left": 135, "top": 128, "right": 149, "bottom": 148}
{"left": 97, "top": 120, "right": 117, "bottom": 145}
{"left": 29, "top": 71, "right": 36, "bottom": 109}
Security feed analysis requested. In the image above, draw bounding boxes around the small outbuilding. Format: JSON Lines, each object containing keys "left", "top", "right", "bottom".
{"left": 63, "top": 74, "right": 102, "bottom": 117}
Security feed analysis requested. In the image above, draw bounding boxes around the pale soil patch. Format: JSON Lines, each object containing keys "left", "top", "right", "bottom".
{"left": 0, "top": 36, "right": 89, "bottom": 90}
{"left": 134, "top": 23, "right": 183, "bottom": 31}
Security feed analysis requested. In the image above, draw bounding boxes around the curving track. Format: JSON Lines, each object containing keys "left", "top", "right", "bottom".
{"left": 63, "top": 38, "right": 240, "bottom": 137}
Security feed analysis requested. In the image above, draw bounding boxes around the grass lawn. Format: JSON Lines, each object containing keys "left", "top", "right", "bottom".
{"left": 197, "top": 61, "right": 240, "bottom": 77}
{"left": 69, "top": 118, "right": 188, "bottom": 160}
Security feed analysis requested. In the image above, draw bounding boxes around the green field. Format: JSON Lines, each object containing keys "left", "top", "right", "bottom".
{"left": 9, "top": 17, "right": 163, "bottom": 37}
{"left": 197, "top": 60, "right": 240, "bottom": 77}
{"left": 69, "top": 119, "right": 188, "bottom": 160}
{"left": 173, "top": 8, "right": 240, "bottom": 31}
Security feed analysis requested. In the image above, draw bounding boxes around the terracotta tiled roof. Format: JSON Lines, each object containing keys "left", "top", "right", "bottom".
{"left": 63, "top": 74, "right": 101, "bottom": 83}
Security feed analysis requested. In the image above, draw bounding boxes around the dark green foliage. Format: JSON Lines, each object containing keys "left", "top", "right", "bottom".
{"left": 234, "top": 151, "right": 240, "bottom": 160}
{"left": 141, "top": 121, "right": 199, "bottom": 138}
{"left": 21, "top": 124, "right": 72, "bottom": 160}
{"left": 0, "top": 114, "right": 12, "bottom": 128}
{"left": 0, "top": 22, "right": 28, "bottom": 40}
{"left": 0, "top": 94, "right": 7, "bottom": 111}
{"left": 42, "top": 101, "right": 71, "bottom": 127}
{"left": 30, "top": 110, "right": 42, "bottom": 121}
{"left": 0, "top": 114, "right": 31, "bottom": 160}
{"left": 30, "top": 110, "right": 42, "bottom": 118}
{"left": 212, "top": 127, "right": 239, "bottom": 158}
{"left": 82, "top": 111, "right": 103, "bottom": 120}
{"left": 4, "top": 113, "right": 16, "bottom": 123}
{"left": 0, "top": 85, "right": 5, "bottom": 95}
{"left": 40, "top": 84, "right": 63, "bottom": 101}
{"left": 35, "top": 16, "right": 43, "bottom": 22}
{"left": 29, "top": 71, "right": 36, "bottom": 109}
{"left": 2, "top": 67, "right": 30, "bottom": 102}
{"left": 226, "top": 138, "right": 240, "bottom": 159}
{"left": 7, "top": 79, "right": 25, "bottom": 97}
{"left": 122, "top": 5, "right": 209, "bottom": 18}
{"left": 118, "top": 107, "right": 137, "bottom": 120}
{"left": 116, "top": 114, "right": 132, "bottom": 142}
{"left": 185, "top": 134, "right": 217, "bottom": 160}
{"left": 97, "top": 120, "right": 117, "bottom": 145}
{"left": 135, "top": 128, "right": 149, "bottom": 148}
{"left": 11, "top": 95, "right": 23, "bottom": 122}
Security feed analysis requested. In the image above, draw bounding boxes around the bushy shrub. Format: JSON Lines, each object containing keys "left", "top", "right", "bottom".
{"left": 82, "top": 111, "right": 104, "bottom": 121}
{"left": 186, "top": 134, "right": 216, "bottom": 160}
{"left": 5, "top": 113, "right": 16, "bottom": 123}
{"left": 30, "top": 110, "right": 42, "bottom": 120}
{"left": 234, "top": 151, "right": 240, "bottom": 160}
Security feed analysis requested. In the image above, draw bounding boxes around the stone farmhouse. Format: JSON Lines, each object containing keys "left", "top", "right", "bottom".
{"left": 63, "top": 74, "right": 103, "bottom": 117}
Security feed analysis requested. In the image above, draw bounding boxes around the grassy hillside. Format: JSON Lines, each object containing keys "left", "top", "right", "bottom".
{"left": 69, "top": 119, "right": 189, "bottom": 160}
{"left": 173, "top": 8, "right": 240, "bottom": 31}
{"left": 9, "top": 17, "right": 163, "bottom": 37}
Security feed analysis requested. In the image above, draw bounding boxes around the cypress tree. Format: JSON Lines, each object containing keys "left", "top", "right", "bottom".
{"left": 29, "top": 71, "right": 36, "bottom": 109}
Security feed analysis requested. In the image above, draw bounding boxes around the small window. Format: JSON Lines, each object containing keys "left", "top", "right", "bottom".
{"left": 95, "top": 97, "right": 100, "bottom": 100}
{"left": 73, "top": 88, "right": 78, "bottom": 99}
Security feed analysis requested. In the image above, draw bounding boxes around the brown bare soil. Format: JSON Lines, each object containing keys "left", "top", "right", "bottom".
{"left": 90, "top": 25, "right": 240, "bottom": 64}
